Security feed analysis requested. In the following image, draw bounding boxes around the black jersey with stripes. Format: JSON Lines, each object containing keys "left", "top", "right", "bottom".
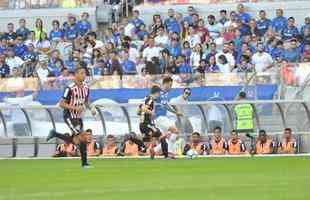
{"left": 62, "top": 82, "right": 90, "bottom": 119}
{"left": 140, "top": 95, "right": 155, "bottom": 125}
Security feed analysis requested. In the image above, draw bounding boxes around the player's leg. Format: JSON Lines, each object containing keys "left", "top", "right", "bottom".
{"left": 74, "top": 119, "right": 90, "bottom": 167}
{"left": 46, "top": 128, "right": 72, "bottom": 143}
{"left": 151, "top": 126, "right": 169, "bottom": 158}
{"left": 58, "top": 117, "right": 90, "bottom": 167}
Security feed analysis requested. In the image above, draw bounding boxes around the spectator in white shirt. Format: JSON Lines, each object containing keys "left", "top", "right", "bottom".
{"left": 215, "top": 43, "right": 235, "bottom": 69}
{"left": 155, "top": 26, "right": 169, "bottom": 47}
{"left": 6, "top": 49, "right": 24, "bottom": 71}
{"left": 206, "top": 15, "right": 223, "bottom": 39}
{"left": 186, "top": 26, "right": 201, "bottom": 48}
{"left": 25, "top": 31, "right": 37, "bottom": 47}
{"left": 190, "top": 44, "right": 203, "bottom": 69}
{"left": 143, "top": 37, "right": 161, "bottom": 62}
{"left": 252, "top": 43, "right": 274, "bottom": 72}
{"left": 217, "top": 55, "right": 231, "bottom": 73}
{"left": 87, "top": 31, "right": 104, "bottom": 49}
{"left": 36, "top": 60, "right": 50, "bottom": 82}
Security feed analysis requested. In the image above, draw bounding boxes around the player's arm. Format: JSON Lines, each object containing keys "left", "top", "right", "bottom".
{"left": 164, "top": 103, "right": 182, "bottom": 116}
{"left": 85, "top": 100, "right": 97, "bottom": 116}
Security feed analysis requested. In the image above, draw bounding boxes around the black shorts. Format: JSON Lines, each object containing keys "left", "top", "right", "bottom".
{"left": 139, "top": 123, "right": 162, "bottom": 139}
{"left": 64, "top": 117, "right": 84, "bottom": 136}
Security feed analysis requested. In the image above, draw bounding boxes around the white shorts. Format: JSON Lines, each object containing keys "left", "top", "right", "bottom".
{"left": 155, "top": 116, "right": 175, "bottom": 133}
{"left": 154, "top": 133, "right": 178, "bottom": 154}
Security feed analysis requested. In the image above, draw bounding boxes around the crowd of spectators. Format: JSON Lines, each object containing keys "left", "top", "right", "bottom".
{"left": 54, "top": 127, "right": 298, "bottom": 157}
{"left": 0, "top": 4, "right": 310, "bottom": 86}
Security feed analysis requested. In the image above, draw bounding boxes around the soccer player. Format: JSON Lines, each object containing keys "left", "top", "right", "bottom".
{"left": 46, "top": 68, "right": 97, "bottom": 168}
{"left": 155, "top": 77, "right": 182, "bottom": 132}
{"left": 138, "top": 85, "right": 169, "bottom": 159}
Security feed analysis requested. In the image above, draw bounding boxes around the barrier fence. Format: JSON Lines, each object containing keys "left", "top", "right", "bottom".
{"left": 1, "top": 100, "right": 310, "bottom": 157}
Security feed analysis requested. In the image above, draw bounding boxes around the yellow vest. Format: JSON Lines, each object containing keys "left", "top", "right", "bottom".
{"left": 234, "top": 103, "right": 254, "bottom": 131}
{"left": 63, "top": 0, "right": 77, "bottom": 8}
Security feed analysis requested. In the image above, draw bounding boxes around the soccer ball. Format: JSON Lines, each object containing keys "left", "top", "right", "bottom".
{"left": 186, "top": 149, "right": 198, "bottom": 159}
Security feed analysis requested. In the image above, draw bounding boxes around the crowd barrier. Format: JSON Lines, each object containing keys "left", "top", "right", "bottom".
{"left": 1, "top": 100, "right": 310, "bottom": 157}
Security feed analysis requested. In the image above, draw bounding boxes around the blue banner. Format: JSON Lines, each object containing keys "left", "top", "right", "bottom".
{"left": 0, "top": 85, "right": 277, "bottom": 105}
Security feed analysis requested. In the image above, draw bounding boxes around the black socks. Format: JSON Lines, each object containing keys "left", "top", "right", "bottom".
{"left": 160, "top": 138, "right": 168, "bottom": 158}
{"left": 79, "top": 142, "right": 88, "bottom": 166}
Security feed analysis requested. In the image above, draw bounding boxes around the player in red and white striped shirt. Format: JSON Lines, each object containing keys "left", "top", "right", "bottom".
{"left": 47, "top": 68, "right": 96, "bottom": 168}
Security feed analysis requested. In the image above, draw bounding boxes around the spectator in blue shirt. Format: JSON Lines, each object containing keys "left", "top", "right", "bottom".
{"left": 270, "top": 40, "right": 284, "bottom": 60}
{"left": 300, "top": 16, "right": 310, "bottom": 37}
{"left": 0, "top": 38, "right": 8, "bottom": 55}
{"left": 131, "top": 10, "right": 145, "bottom": 33}
{"left": 77, "top": 12, "right": 92, "bottom": 37}
{"left": 166, "top": 39, "right": 181, "bottom": 59}
{"left": 256, "top": 10, "right": 272, "bottom": 37}
{"left": 121, "top": 51, "right": 137, "bottom": 75}
{"left": 0, "top": 54, "right": 10, "bottom": 78}
{"left": 237, "top": 4, "right": 251, "bottom": 24}
{"left": 272, "top": 9, "right": 287, "bottom": 34}
{"left": 164, "top": 8, "right": 181, "bottom": 34}
{"left": 282, "top": 17, "right": 299, "bottom": 41}
{"left": 179, "top": 61, "right": 192, "bottom": 74}
{"left": 136, "top": 24, "right": 149, "bottom": 41}
{"left": 64, "top": 16, "right": 79, "bottom": 41}
{"left": 23, "top": 43, "right": 37, "bottom": 62}
{"left": 49, "top": 20, "right": 64, "bottom": 42}
{"left": 13, "top": 35, "right": 27, "bottom": 58}
{"left": 282, "top": 39, "right": 301, "bottom": 62}
{"left": 16, "top": 19, "right": 30, "bottom": 41}
{"left": 206, "top": 56, "right": 220, "bottom": 73}
{"left": 236, "top": 19, "right": 251, "bottom": 37}
{"left": 204, "top": 42, "right": 217, "bottom": 61}
{"left": 183, "top": 6, "right": 195, "bottom": 25}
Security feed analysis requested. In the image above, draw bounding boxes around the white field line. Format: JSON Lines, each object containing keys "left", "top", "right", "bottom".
{"left": 0, "top": 153, "right": 310, "bottom": 160}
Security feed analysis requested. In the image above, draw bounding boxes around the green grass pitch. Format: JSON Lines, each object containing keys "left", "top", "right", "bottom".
{"left": 0, "top": 157, "right": 309, "bottom": 200}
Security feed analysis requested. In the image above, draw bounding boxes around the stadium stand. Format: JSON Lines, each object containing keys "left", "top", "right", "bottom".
{"left": 0, "top": 0, "right": 310, "bottom": 158}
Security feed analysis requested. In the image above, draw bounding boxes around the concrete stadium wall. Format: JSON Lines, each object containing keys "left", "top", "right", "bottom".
{"left": 0, "top": 7, "right": 97, "bottom": 33}
{"left": 136, "top": 1, "right": 310, "bottom": 28}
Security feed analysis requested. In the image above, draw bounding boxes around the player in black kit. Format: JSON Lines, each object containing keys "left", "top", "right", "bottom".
{"left": 138, "top": 85, "right": 169, "bottom": 159}
{"left": 46, "top": 68, "right": 97, "bottom": 168}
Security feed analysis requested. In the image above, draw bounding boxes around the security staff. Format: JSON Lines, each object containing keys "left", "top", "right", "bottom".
{"left": 234, "top": 92, "right": 255, "bottom": 153}
{"left": 234, "top": 91, "right": 254, "bottom": 134}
